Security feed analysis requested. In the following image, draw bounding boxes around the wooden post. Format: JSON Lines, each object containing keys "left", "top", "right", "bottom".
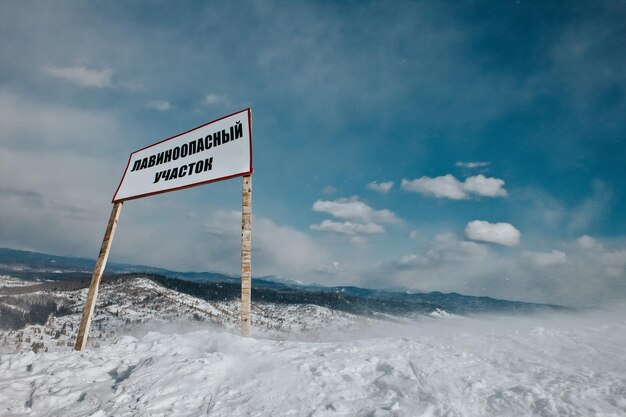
{"left": 241, "top": 175, "right": 252, "bottom": 336}
{"left": 74, "top": 202, "right": 123, "bottom": 351}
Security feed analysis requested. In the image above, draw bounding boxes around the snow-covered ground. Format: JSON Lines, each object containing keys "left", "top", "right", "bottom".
{"left": 0, "top": 276, "right": 369, "bottom": 353}
{"left": 0, "top": 275, "right": 35, "bottom": 289}
{"left": 2, "top": 306, "right": 625, "bottom": 417}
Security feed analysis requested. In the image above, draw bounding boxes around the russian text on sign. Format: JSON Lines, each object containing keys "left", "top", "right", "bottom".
{"left": 113, "top": 109, "right": 252, "bottom": 202}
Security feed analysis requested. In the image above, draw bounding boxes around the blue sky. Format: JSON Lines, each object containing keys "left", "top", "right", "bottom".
{"left": 1, "top": 0, "right": 624, "bottom": 306}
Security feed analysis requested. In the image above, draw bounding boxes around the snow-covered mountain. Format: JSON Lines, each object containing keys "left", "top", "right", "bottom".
{"left": 1, "top": 248, "right": 625, "bottom": 416}
{"left": 0, "top": 247, "right": 569, "bottom": 315}
{"left": 0, "top": 274, "right": 371, "bottom": 353}
{"left": 1, "top": 270, "right": 624, "bottom": 416}
{"left": 0, "top": 246, "right": 573, "bottom": 353}
{"left": 0, "top": 246, "right": 569, "bottom": 354}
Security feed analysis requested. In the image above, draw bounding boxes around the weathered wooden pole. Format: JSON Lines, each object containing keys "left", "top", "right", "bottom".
{"left": 241, "top": 175, "right": 252, "bottom": 336}
{"left": 74, "top": 201, "right": 123, "bottom": 351}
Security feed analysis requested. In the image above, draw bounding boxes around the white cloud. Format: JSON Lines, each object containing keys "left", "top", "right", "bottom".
{"left": 465, "top": 220, "right": 521, "bottom": 246}
{"left": 409, "top": 230, "right": 419, "bottom": 240}
{"left": 0, "top": 91, "right": 119, "bottom": 153}
{"left": 431, "top": 232, "right": 491, "bottom": 259}
{"left": 455, "top": 161, "right": 490, "bottom": 169}
{"left": 203, "top": 94, "right": 227, "bottom": 105}
{"left": 316, "top": 261, "right": 343, "bottom": 275}
{"left": 41, "top": 65, "right": 112, "bottom": 88}
{"left": 146, "top": 100, "right": 172, "bottom": 111}
{"left": 312, "top": 196, "right": 400, "bottom": 223}
{"left": 402, "top": 174, "right": 466, "bottom": 199}
{"left": 361, "top": 232, "right": 494, "bottom": 291}
{"left": 0, "top": 91, "right": 127, "bottom": 261}
{"left": 577, "top": 235, "right": 603, "bottom": 250}
{"left": 397, "top": 254, "right": 419, "bottom": 266}
{"left": 517, "top": 184, "right": 612, "bottom": 233}
{"left": 310, "top": 220, "right": 385, "bottom": 235}
{"left": 362, "top": 233, "right": 626, "bottom": 306}
{"left": 380, "top": 233, "right": 491, "bottom": 270}
{"left": 366, "top": 181, "right": 394, "bottom": 193}
{"left": 203, "top": 210, "right": 329, "bottom": 277}
{"left": 600, "top": 249, "right": 626, "bottom": 270}
{"left": 349, "top": 236, "right": 367, "bottom": 244}
{"left": 118, "top": 79, "right": 147, "bottom": 92}
{"left": 522, "top": 250, "right": 567, "bottom": 267}
{"left": 401, "top": 174, "right": 507, "bottom": 200}
{"left": 568, "top": 181, "right": 612, "bottom": 232}
{"left": 254, "top": 216, "right": 330, "bottom": 276}
{"left": 0, "top": 148, "right": 119, "bottom": 257}
{"left": 322, "top": 185, "right": 338, "bottom": 195}
{"left": 462, "top": 175, "right": 508, "bottom": 197}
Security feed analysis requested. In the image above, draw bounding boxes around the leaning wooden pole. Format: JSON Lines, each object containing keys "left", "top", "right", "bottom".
{"left": 74, "top": 202, "right": 123, "bottom": 351}
{"left": 240, "top": 175, "right": 252, "bottom": 336}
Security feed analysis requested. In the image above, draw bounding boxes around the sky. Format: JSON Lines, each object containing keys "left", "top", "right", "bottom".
{"left": 0, "top": 0, "right": 625, "bottom": 306}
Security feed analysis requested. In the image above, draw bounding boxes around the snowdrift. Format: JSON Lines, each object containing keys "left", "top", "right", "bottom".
{"left": 2, "top": 307, "right": 625, "bottom": 417}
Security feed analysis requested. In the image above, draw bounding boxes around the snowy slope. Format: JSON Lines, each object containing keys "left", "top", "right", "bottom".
{"left": 1, "top": 307, "right": 625, "bottom": 417}
{"left": 1, "top": 273, "right": 625, "bottom": 416}
{"left": 0, "top": 275, "right": 372, "bottom": 352}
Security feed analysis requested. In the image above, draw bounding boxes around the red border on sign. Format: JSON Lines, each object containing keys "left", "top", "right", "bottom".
{"left": 112, "top": 108, "right": 253, "bottom": 203}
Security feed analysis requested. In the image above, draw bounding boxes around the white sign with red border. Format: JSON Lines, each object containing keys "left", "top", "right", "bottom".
{"left": 113, "top": 108, "right": 252, "bottom": 202}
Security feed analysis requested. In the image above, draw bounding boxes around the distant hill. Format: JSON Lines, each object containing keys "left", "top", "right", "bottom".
{"left": 0, "top": 247, "right": 238, "bottom": 284}
{"left": 0, "top": 247, "right": 570, "bottom": 315}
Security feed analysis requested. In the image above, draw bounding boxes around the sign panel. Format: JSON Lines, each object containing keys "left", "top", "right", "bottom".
{"left": 113, "top": 109, "right": 252, "bottom": 202}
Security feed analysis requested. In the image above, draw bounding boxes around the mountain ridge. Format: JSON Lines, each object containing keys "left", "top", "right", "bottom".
{"left": 0, "top": 247, "right": 570, "bottom": 314}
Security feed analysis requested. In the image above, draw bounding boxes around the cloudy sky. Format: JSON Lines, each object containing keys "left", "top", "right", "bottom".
{"left": 1, "top": 0, "right": 625, "bottom": 306}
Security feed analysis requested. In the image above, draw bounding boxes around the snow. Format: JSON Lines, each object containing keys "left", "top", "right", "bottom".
{"left": 0, "top": 275, "right": 372, "bottom": 354}
{"left": 0, "top": 276, "right": 35, "bottom": 289}
{"left": 1, "top": 307, "right": 625, "bottom": 416}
